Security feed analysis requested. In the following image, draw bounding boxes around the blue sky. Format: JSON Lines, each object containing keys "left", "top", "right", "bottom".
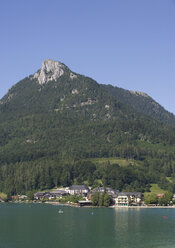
{"left": 0, "top": 0, "right": 175, "bottom": 114}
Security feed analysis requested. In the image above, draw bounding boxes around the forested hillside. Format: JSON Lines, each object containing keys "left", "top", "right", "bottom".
{"left": 0, "top": 59, "right": 175, "bottom": 195}
{"left": 102, "top": 84, "right": 175, "bottom": 125}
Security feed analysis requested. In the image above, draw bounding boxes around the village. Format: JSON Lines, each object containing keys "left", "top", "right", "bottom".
{"left": 1, "top": 185, "right": 175, "bottom": 207}
{"left": 30, "top": 185, "right": 143, "bottom": 207}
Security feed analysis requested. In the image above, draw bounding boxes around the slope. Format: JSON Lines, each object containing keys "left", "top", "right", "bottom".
{"left": 102, "top": 84, "right": 175, "bottom": 125}
{"left": 0, "top": 59, "right": 175, "bottom": 194}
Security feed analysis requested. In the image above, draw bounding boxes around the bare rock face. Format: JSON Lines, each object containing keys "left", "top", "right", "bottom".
{"left": 70, "top": 72, "right": 77, "bottom": 80}
{"left": 33, "top": 59, "right": 65, "bottom": 84}
{"left": 130, "top": 91, "right": 149, "bottom": 98}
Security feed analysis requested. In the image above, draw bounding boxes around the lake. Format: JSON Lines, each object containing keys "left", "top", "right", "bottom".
{"left": 0, "top": 203, "right": 175, "bottom": 248}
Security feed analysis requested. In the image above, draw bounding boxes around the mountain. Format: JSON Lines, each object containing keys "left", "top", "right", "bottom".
{"left": 102, "top": 84, "right": 175, "bottom": 126}
{"left": 0, "top": 59, "right": 175, "bottom": 195}
{"left": 1, "top": 59, "right": 175, "bottom": 124}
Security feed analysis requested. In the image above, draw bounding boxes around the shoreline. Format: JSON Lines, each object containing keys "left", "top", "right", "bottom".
{"left": 44, "top": 201, "right": 175, "bottom": 209}
{"left": 112, "top": 205, "right": 175, "bottom": 209}
{"left": 1, "top": 201, "right": 175, "bottom": 209}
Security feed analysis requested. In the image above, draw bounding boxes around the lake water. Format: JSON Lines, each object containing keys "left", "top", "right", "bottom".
{"left": 0, "top": 203, "right": 175, "bottom": 248}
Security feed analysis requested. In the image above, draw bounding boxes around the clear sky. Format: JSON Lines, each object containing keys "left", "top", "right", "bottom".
{"left": 0, "top": 0, "right": 175, "bottom": 114}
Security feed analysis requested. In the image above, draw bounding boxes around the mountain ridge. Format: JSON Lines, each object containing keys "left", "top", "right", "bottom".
{"left": 0, "top": 59, "right": 175, "bottom": 195}
{"left": 102, "top": 84, "right": 175, "bottom": 126}
{"left": 1, "top": 59, "right": 175, "bottom": 125}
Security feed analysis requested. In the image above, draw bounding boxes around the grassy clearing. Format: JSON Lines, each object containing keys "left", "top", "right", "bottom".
{"left": 0, "top": 192, "right": 7, "bottom": 201}
{"left": 86, "top": 157, "right": 140, "bottom": 167}
{"left": 144, "top": 184, "right": 167, "bottom": 197}
{"left": 137, "top": 140, "right": 175, "bottom": 153}
{"left": 166, "top": 177, "right": 172, "bottom": 183}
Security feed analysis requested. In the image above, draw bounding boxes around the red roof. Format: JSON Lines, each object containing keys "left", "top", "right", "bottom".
{"left": 157, "top": 193, "right": 164, "bottom": 198}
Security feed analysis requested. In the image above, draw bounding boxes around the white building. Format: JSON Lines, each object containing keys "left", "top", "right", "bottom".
{"left": 68, "top": 185, "right": 90, "bottom": 195}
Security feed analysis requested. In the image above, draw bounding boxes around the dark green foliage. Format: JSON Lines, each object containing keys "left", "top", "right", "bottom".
{"left": 92, "top": 192, "right": 100, "bottom": 206}
{"left": 0, "top": 159, "right": 155, "bottom": 195}
{"left": 0, "top": 62, "right": 175, "bottom": 195}
{"left": 158, "top": 192, "right": 173, "bottom": 206}
{"left": 102, "top": 84, "right": 175, "bottom": 126}
{"left": 91, "top": 192, "right": 112, "bottom": 207}
{"left": 103, "top": 193, "right": 112, "bottom": 207}
{"left": 26, "top": 191, "right": 34, "bottom": 200}
{"left": 144, "top": 194, "right": 158, "bottom": 205}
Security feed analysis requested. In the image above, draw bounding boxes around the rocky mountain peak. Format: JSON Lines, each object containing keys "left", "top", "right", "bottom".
{"left": 130, "top": 91, "right": 149, "bottom": 98}
{"left": 33, "top": 59, "right": 65, "bottom": 84}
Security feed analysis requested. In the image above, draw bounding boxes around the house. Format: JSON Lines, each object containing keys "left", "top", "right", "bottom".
{"left": 34, "top": 190, "right": 68, "bottom": 200}
{"left": 50, "top": 190, "right": 68, "bottom": 198}
{"left": 11, "top": 195, "right": 20, "bottom": 200}
{"left": 19, "top": 195, "right": 27, "bottom": 200}
{"left": 34, "top": 192, "right": 48, "bottom": 200}
{"left": 129, "top": 192, "right": 142, "bottom": 205}
{"left": 42, "top": 193, "right": 53, "bottom": 200}
{"left": 68, "top": 185, "right": 90, "bottom": 195}
{"left": 92, "top": 187, "right": 119, "bottom": 198}
{"left": 115, "top": 192, "right": 142, "bottom": 206}
{"left": 115, "top": 192, "right": 129, "bottom": 206}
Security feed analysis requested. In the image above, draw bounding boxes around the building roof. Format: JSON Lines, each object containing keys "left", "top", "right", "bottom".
{"left": 69, "top": 185, "right": 89, "bottom": 190}
{"left": 51, "top": 190, "right": 67, "bottom": 194}
{"left": 92, "top": 187, "right": 119, "bottom": 195}
{"left": 157, "top": 193, "right": 164, "bottom": 198}
{"left": 34, "top": 192, "right": 46, "bottom": 196}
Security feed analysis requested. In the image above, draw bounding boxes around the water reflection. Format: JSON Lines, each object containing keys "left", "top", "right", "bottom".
{"left": 0, "top": 204, "right": 175, "bottom": 248}
{"left": 113, "top": 207, "right": 175, "bottom": 248}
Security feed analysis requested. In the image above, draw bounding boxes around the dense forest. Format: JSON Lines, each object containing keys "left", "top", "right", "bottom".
{"left": 1, "top": 157, "right": 175, "bottom": 195}
{"left": 0, "top": 60, "right": 175, "bottom": 195}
